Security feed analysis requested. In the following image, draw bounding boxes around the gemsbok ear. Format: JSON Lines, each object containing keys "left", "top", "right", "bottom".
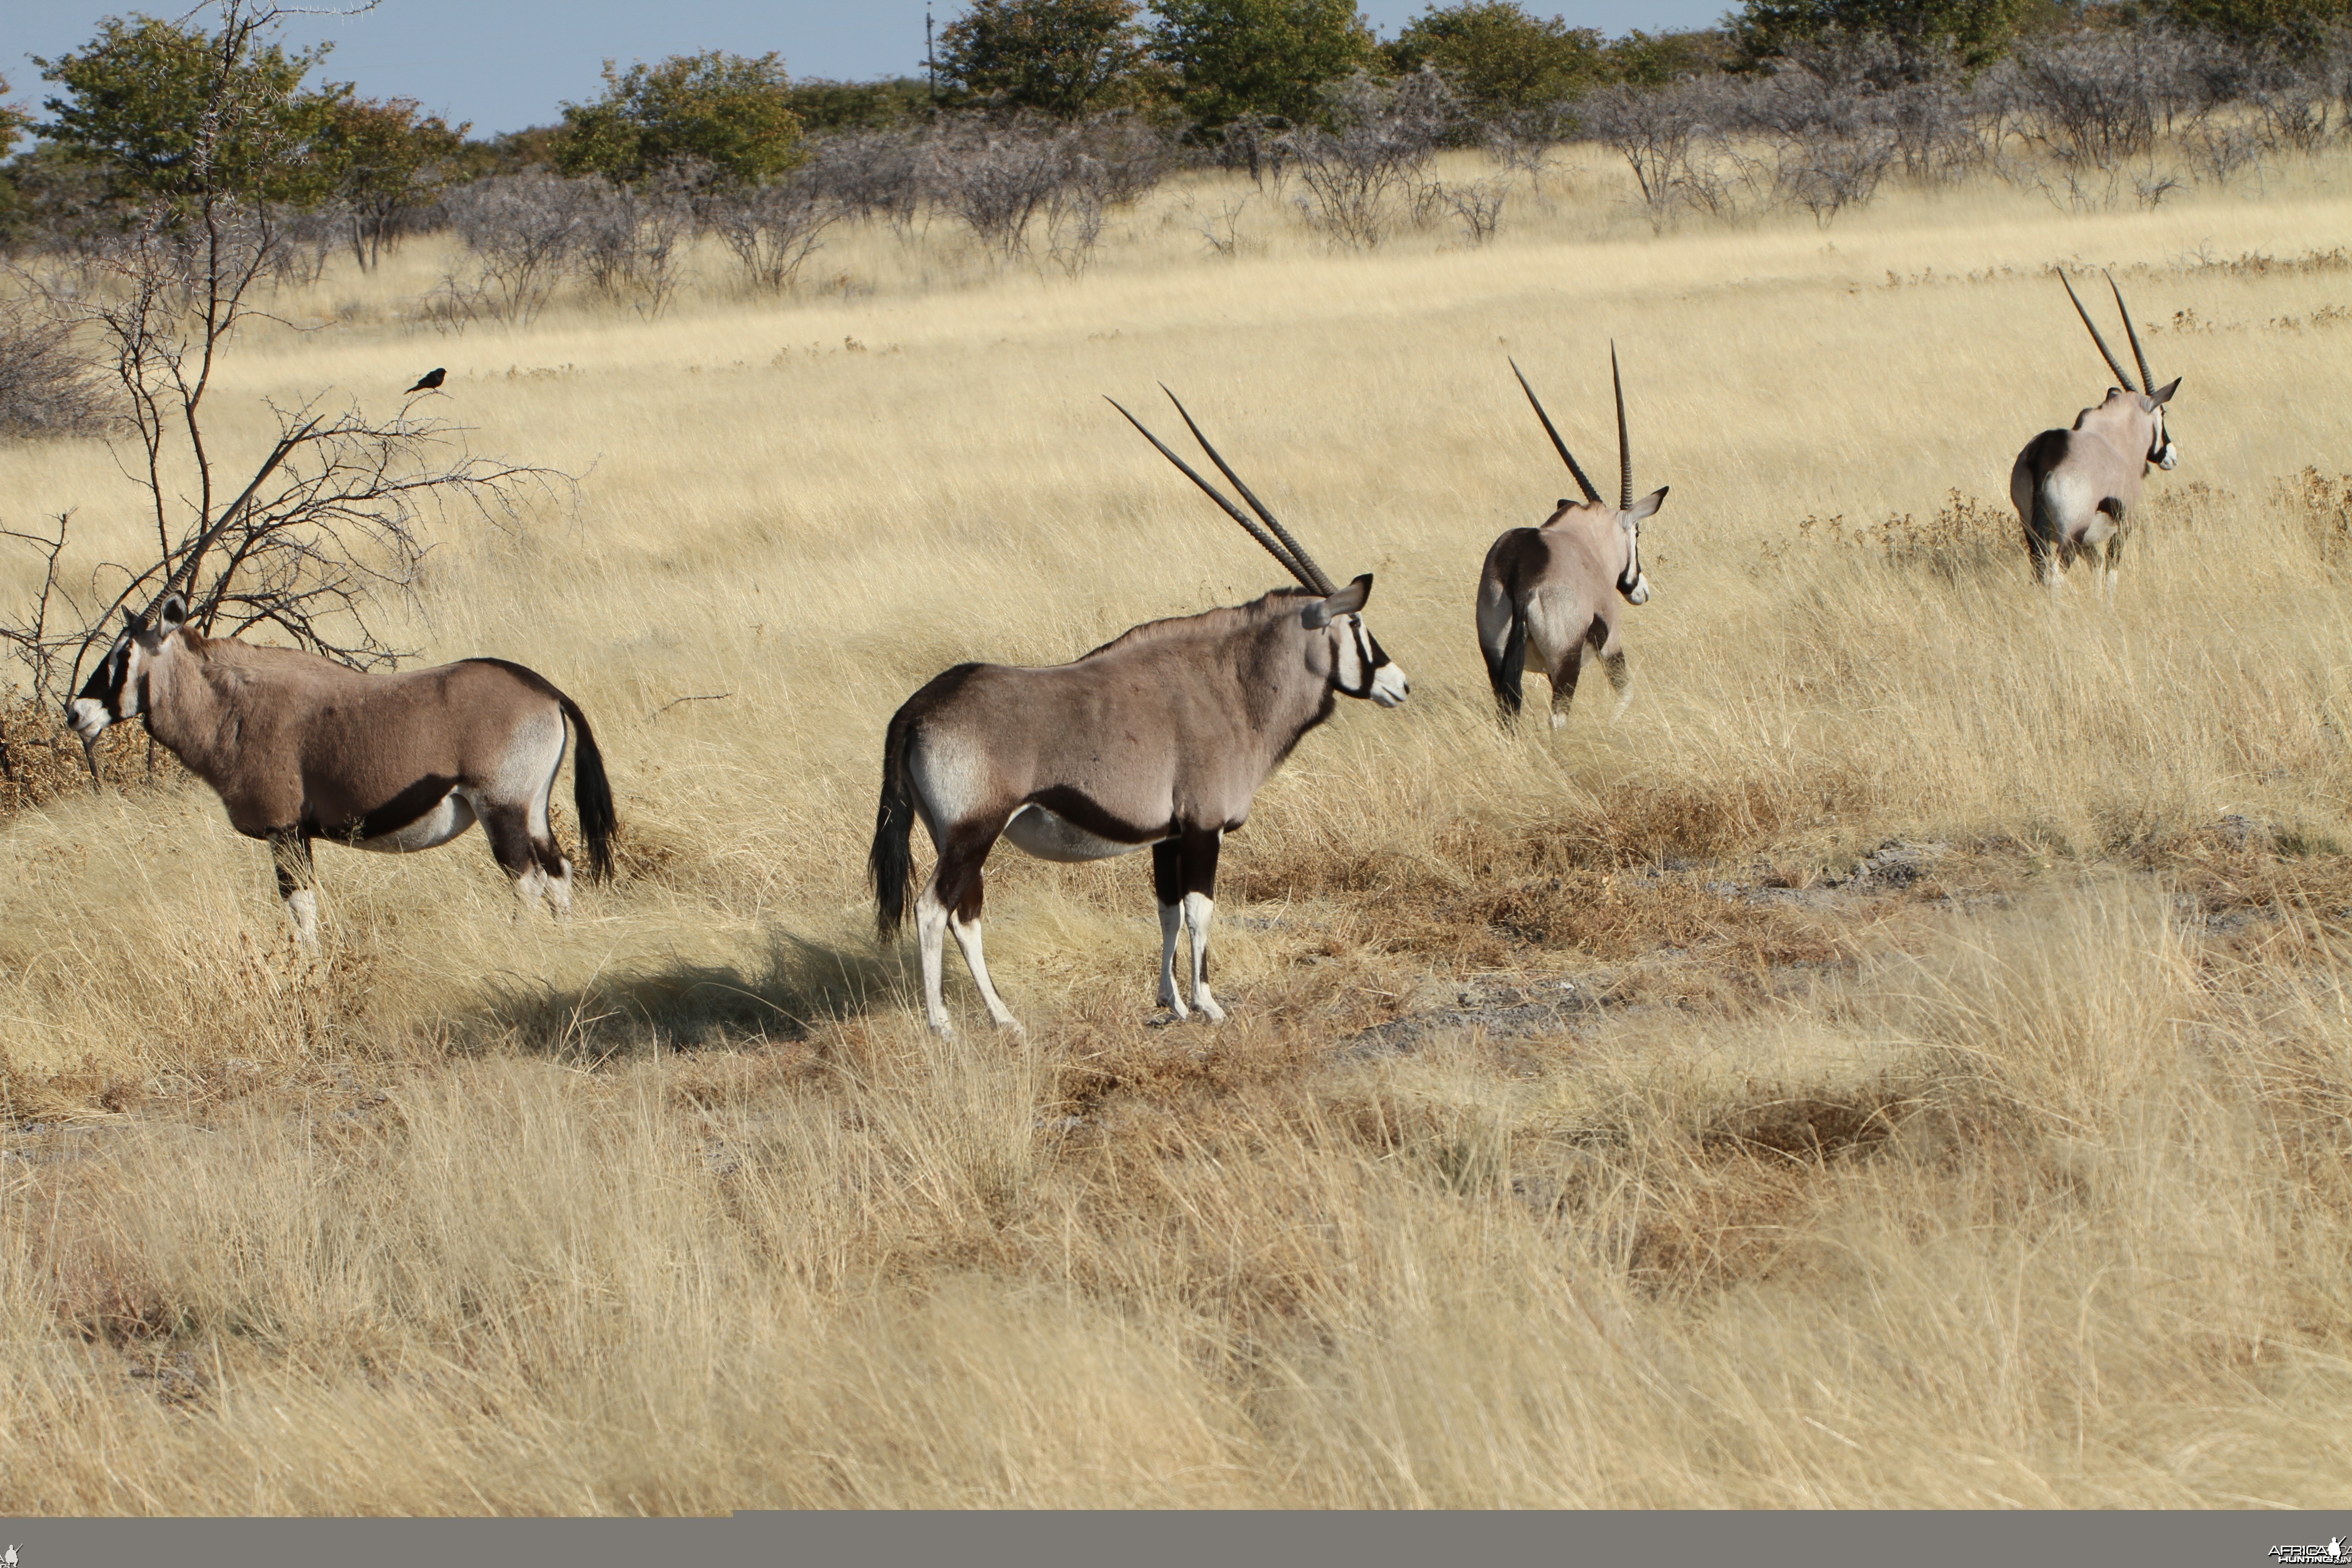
{"left": 1300, "top": 574, "right": 1371, "bottom": 629}
{"left": 1627, "top": 486, "right": 1669, "bottom": 523}
{"left": 2149, "top": 376, "right": 2182, "bottom": 405}
{"left": 154, "top": 594, "right": 188, "bottom": 635}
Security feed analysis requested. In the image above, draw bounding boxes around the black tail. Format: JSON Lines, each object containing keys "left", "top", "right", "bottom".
{"left": 2029, "top": 472, "right": 2060, "bottom": 583}
{"left": 870, "top": 704, "right": 920, "bottom": 941}
{"left": 1485, "top": 606, "right": 1527, "bottom": 720}
{"left": 556, "top": 691, "right": 617, "bottom": 883}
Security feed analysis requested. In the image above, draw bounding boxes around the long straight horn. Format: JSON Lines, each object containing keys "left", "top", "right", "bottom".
{"left": 1161, "top": 387, "right": 1336, "bottom": 595}
{"left": 1107, "top": 398, "right": 1315, "bottom": 588}
{"left": 2060, "top": 270, "right": 2136, "bottom": 392}
{"left": 2107, "top": 271, "right": 2156, "bottom": 400}
{"left": 1611, "top": 341, "right": 1632, "bottom": 513}
{"left": 1509, "top": 359, "right": 1601, "bottom": 506}
{"left": 147, "top": 414, "right": 323, "bottom": 621}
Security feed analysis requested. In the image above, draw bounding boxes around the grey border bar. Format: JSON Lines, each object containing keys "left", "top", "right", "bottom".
{"left": 3, "top": 1510, "right": 2348, "bottom": 1568}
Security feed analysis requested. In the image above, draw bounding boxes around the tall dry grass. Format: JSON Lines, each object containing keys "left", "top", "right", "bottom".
{"left": 3, "top": 145, "right": 2352, "bottom": 1509}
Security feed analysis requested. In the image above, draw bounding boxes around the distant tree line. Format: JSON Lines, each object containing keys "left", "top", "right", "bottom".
{"left": 1, "top": 0, "right": 2350, "bottom": 341}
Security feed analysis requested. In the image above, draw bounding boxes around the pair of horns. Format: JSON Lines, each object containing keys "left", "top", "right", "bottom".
{"left": 1108, "top": 388, "right": 1338, "bottom": 596}
{"left": 130, "top": 415, "right": 321, "bottom": 632}
{"left": 2062, "top": 270, "right": 2156, "bottom": 397}
{"left": 1512, "top": 345, "right": 1636, "bottom": 513}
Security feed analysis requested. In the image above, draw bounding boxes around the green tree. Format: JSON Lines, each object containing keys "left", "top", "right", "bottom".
{"left": 939, "top": 0, "right": 1159, "bottom": 116}
{"left": 1382, "top": 3, "right": 1607, "bottom": 113}
{"left": 554, "top": 52, "right": 804, "bottom": 187}
{"left": 314, "top": 97, "right": 468, "bottom": 269}
{"left": 1730, "top": 0, "right": 2029, "bottom": 73}
{"left": 2159, "top": 0, "right": 2352, "bottom": 46}
{"left": 33, "top": 14, "right": 343, "bottom": 204}
{"left": 786, "top": 77, "right": 932, "bottom": 131}
{"left": 1603, "top": 28, "right": 1734, "bottom": 86}
{"left": 1147, "top": 0, "right": 1378, "bottom": 129}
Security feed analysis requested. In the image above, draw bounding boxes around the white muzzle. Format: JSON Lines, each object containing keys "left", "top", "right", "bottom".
{"left": 1370, "top": 662, "right": 1410, "bottom": 708}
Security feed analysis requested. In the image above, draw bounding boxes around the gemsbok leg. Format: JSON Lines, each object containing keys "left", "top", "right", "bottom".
{"left": 269, "top": 827, "right": 321, "bottom": 948}
{"left": 1602, "top": 647, "right": 1633, "bottom": 721}
{"left": 1153, "top": 828, "right": 1225, "bottom": 1022}
{"left": 916, "top": 819, "right": 1022, "bottom": 1035}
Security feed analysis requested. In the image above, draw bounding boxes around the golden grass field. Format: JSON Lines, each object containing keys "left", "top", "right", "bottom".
{"left": 5, "top": 142, "right": 2352, "bottom": 1509}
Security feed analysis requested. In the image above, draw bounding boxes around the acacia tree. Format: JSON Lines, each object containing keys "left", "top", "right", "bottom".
{"left": 938, "top": 0, "right": 1161, "bottom": 116}
{"left": 1730, "top": 0, "right": 2028, "bottom": 77}
{"left": 1148, "top": 0, "right": 1379, "bottom": 132}
{"left": 316, "top": 95, "right": 468, "bottom": 269}
{"left": 5, "top": 2, "right": 558, "bottom": 733}
{"left": 31, "top": 13, "right": 345, "bottom": 204}
{"left": 1383, "top": 2, "right": 1608, "bottom": 117}
{"left": 553, "top": 51, "right": 806, "bottom": 187}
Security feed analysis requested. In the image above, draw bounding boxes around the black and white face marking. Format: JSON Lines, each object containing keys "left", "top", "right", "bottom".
{"left": 1331, "top": 614, "right": 1409, "bottom": 707}
{"left": 2150, "top": 405, "right": 2179, "bottom": 470}
{"left": 66, "top": 632, "right": 144, "bottom": 740}
{"left": 1615, "top": 486, "right": 1669, "bottom": 605}
{"left": 1618, "top": 516, "right": 1649, "bottom": 605}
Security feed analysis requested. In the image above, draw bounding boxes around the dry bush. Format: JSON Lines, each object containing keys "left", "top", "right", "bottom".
{"left": 0, "top": 299, "right": 111, "bottom": 439}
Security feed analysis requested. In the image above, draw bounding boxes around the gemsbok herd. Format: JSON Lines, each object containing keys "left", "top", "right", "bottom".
{"left": 55, "top": 272, "right": 2181, "bottom": 1037}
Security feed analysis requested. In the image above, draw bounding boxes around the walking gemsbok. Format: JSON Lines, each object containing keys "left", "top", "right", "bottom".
{"left": 66, "top": 587, "right": 614, "bottom": 946}
{"left": 2010, "top": 271, "right": 2181, "bottom": 595}
{"left": 869, "top": 391, "right": 1409, "bottom": 1036}
{"left": 1477, "top": 346, "right": 1670, "bottom": 727}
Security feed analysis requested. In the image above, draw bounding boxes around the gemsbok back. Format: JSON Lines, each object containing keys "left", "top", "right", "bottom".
{"left": 1477, "top": 346, "right": 1670, "bottom": 727}
{"left": 66, "top": 590, "right": 615, "bottom": 946}
{"left": 869, "top": 391, "right": 1409, "bottom": 1036}
{"left": 2011, "top": 271, "right": 2181, "bottom": 595}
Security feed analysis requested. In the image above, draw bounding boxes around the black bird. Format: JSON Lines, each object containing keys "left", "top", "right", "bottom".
{"left": 404, "top": 367, "right": 447, "bottom": 394}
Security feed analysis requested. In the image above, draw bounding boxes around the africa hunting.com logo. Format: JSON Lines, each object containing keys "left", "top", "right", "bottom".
{"left": 2270, "top": 1539, "right": 2347, "bottom": 1563}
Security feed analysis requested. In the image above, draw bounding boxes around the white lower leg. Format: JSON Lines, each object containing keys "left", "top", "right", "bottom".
{"left": 284, "top": 889, "right": 319, "bottom": 949}
{"left": 545, "top": 861, "right": 575, "bottom": 920}
{"left": 916, "top": 882, "right": 954, "bottom": 1035}
{"left": 1182, "top": 891, "right": 1224, "bottom": 1023}
{"left": 512, "top": 865, "right": 549, "bottom": 922}
{"left": 947, "top": 910, "right": 1022, "bottom": 1033}
{"left": 1157, "top": 900, "right": 1189, "bottom": 1019}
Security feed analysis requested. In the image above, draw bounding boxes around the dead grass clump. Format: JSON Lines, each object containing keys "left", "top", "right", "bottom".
{"left": 0, "top": 696, "right": 191, "bottom": 821}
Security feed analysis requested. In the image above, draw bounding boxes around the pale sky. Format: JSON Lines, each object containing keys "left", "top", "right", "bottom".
{"left": 8, "top": 0, "right": 1728, "bottom": 138}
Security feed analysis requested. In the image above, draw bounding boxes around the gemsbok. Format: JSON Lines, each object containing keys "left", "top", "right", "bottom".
{"left": 1477, "top": 346, "right": 1670, "bottom": 727}
{"left": 66, "top": 592, "right": 615, "bottom": 946}
{"left": 869, "top": 391, "right": 1409, "bottom": 1036}
{"left": 2011, "top": 271, "right": 2181, "bottom": 594}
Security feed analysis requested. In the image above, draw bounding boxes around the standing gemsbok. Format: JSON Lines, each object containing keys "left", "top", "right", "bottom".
{"left": 869, "top": 392, "right": 1408, "bottom": 1036}
{"left": 2011, "top": 271, "right": 2181, "bottom": 595}
{"left": 66, "top": 588, "right": 614, "bottom": 946}
{"left": 1477, "top": 346, "right": 1670, "bottom": 727}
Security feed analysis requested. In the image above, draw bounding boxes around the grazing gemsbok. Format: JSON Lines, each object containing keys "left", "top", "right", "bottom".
{"left": 65, "top": 591, "right": 614, "bottom": 945}
{"left": 2010, "top": 271, "right": 2181, "bottom": 595}
{"left": 869, "top": 392, "right": 1409, "bottom": 1036}
{"left": 1477, "top": 346, "right": 1670, "bottom": 727}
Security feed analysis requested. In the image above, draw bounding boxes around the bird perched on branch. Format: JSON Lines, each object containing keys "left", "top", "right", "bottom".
{"left": 404, "top": 367, "right": 447, "bottom": 394}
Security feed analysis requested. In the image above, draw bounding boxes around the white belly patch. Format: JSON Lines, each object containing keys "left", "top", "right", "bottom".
{"left": 357, "top": 790, "right": 478, "bottom": 853}
{"left": 1002, "top": 804, "right": 1152, "bottom": 863}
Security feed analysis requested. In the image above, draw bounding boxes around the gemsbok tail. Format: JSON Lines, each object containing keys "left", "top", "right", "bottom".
{"left": 870, "top": 704, "right": 920, "bottom": 941}
{"left": 1484, "top": 605, "right": 1527, "bottom": 719}
{"left": 557, "top": 691, "right": 617, "bottom": 883}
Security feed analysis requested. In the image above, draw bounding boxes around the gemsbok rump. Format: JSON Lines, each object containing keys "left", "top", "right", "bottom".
{"left": 1477, "top": 346, "right": 1670, "bottom": 726}
{"left": 2010, "top": 271, "right": 2181, "bottom": 594}
{"left": 869, "top": 392, "right": 1409, "bottom": 1036}
{"left": 66, "top": 593, "right": 614, "bottom": 945}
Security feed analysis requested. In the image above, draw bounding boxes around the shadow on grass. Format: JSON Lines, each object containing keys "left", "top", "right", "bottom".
{"left": 462, "top": 928, "right": 908, "bottom": 1060}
